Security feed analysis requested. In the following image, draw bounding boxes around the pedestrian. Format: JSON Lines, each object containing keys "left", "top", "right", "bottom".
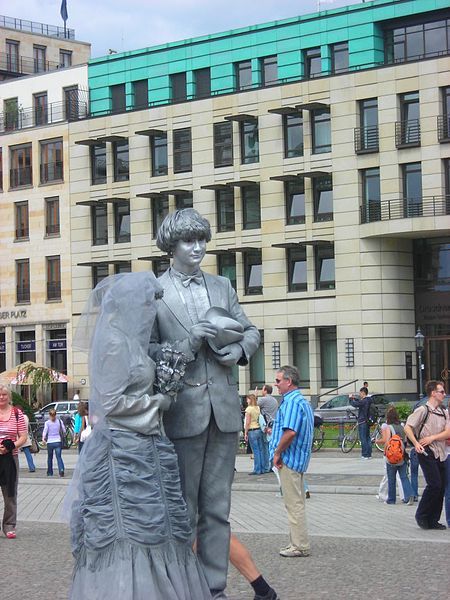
{"left": 73, "top": 389, "right": 80, "bottom": 402}
{"left": 73, "top": 401, "right": 88, "bottom": 454}
{"left": 404, "top": 380, "right": 450, "bottom": 530}
{"left": 270, "top": 365, "right": 314, "bottom": 558}
{"left": 257, "top": 384, "right": 279, "bottom": 472}
{"left": 245, "top": 394, "right": 266, "bottom": 475}
{"left": 20, "top": 412, "right": 36, "bottom": 472}
{"left": 349, "top": 387, "right": 372, "bottom": 459}
{"left": 0, "top": 385, "right": 27, "bottom": 539}
{"left": 42, "top": 408, "right": 65, "bottom": 477}
{"left": 445, "top": 436, "right": 450, "bottom": 528}
{"left": 229, "top": 534, "right": 278, "bottom": 600}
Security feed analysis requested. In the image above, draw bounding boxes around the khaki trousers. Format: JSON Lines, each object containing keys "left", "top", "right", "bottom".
{"left": 1, "top": 454, "right": 19, "bottom": 534}
{"left": 279, "top": 465, "right": 310, "bottom": 551}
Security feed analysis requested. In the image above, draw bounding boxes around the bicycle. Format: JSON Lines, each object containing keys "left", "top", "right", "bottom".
{"left": 341, "top": 411, "right": 384, "bottom": 453}
{"left": 31, "top": 418, "right": 74, "bottom": 450}
{"left": 312, "top": 416, "right": 325, "bottom": 452}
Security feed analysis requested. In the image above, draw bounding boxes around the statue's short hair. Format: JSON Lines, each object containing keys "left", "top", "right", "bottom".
{"left": 156, "top": 208, "right": 212, "bottom": 254}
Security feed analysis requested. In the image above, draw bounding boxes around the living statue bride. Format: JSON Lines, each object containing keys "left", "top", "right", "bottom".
{"left": 67, "top": 271, "right": 211, "bottom": 600}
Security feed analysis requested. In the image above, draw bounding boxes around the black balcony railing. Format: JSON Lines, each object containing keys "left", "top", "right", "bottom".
{"left": 16, "top": 285, "right": 30, "bottom": 303}
{"left": 354, "top": 125, "right": 379, "bottom": 153}
{"left": 361, "top": 195, "right": 450, "bottom": 224}
{"left": 40, "top": 161, "right": 63, "bottom": 184}
{"left": 437, "top": 115, "right": 450, "bottom": 142}
{"left": 0, "top": 51, "right": 62, "bottom": 76}
{"left": 0, "top": 15, "right": 75, "bottom": 39}
{"left": 45, "top": 223, "right": 60, "bottom": 236}
{"left": 47, "top": 282, "right": 61, "bottom": 300}
{"left": 395, "top": 119, "right": 421, "bottom": 147}
{"left": 15, "top": 227, "right": 29, "bottom": 239}
{"left": 0, "top": 98, "right": 88, "bottom": 134}
{"left": 10, "top": 166, "right": 32, "bottom": 188}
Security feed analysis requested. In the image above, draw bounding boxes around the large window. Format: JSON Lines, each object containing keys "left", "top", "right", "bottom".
{"left": 33, "top": 45, "right": 46, "bottom": 72}
{"left": 356, "top": 98, "right": 378, "bottom": 153}
{"left": 175, "top": 193, "right": 193, "bottom": 210}
{"left": 312, "top": 109, "right": 331, "bottom": 154}
{"left": 111, "top": 84, "right": 126, "bottom": 113}
{"left": 46, "top": 256, "right": 61, "bottom": 301}
{"left": 33, "top": 92, "right": 48, "bottom": 126}
{"left": 16, "top": 259, "right": 30, "bottom": 303}
{"left": 439, "top": 86, "right": 450, "bottom": 141}
{"left": 283, "top": 114, "right": 303, "bottom": 158}
{"left": 64, "top": 86, "right": 79, "bottom": 121}
{"left": 291, "top": 329, "right": 310, "bottom": 387}
{"left": 90, "top": 143, "right": 107, "bottom": 185}
{"left": 151, "top": 133, "right": 168, "bottom": 176}
{"left": 113, "top": 140, "right": 129, "bottom": 182}
{"left": 216, "top": 188, "right": 235, "bottom": 232}
{"left": 315, "top": 244, "right": 335, "bottom": 290}
{"left": 397, "top": 91, "right": 420, "bottom": 147}
{"left": 217, "top": 253, "right": 237, "bottom": 290}
{"left": 92, "top": 264, "right": 109, "bottom": 288}
{"left": 331, "top": 42, "right": 349, "bottom": 73}
{"left": 361, "top": 168, "right": 380, "bottom": 223}
{"left": 171, "top": 72, "right": 187, "bottom": 102}
{"left": 10, "top": 144, "right": 32, "bottom": 188}
{"left": 115, "top": 262, "right": 131, "bottom": 274}
{"left": 320, "top": 327, "right": 337, "bottom": 388}
{"left": 45, "top": 197, "right": 60, "bottom": 236}
{"left": 242, "top": 185, "right": 261, "bottom": 230}
{"left": 59, "top": 50, "right": 72, "bottom": 68}
{"left": 15, "top": 201, "right": 29, "bottom": 240}
{"left": 313, "top": 176, "right": 333, "bottom": 222}
{"left": 285, "top": 179, "right": 305, "bottom": 225}
{"left": 240, "top": 119, "right": 259, "bottom": 164}
{"left": 235, "top": 60, "right": 252, "bottom": 90}
{"left": 4, "top": 97, "right": 19, "bottom": 131}
{"left": 249, "top": 331, "right": 265, "bottom": 388}
{"left": 17, "top": 330, "right": 35, "bottom": 364}
{"left": 194, "top": 68, "right": 211, "bottom": 98}
{"left": 152, "top": 196, "right": 169, "bottom": 238}
{"left": 6, "top": 40, "right": 19, "bottom": 72}
{"left": 133, "top": 80, "right": 148, "bottom": 109}
{"left": 40, "top": 139, "right": 63, "bottom": 183}
{"left": 91, "top": 204, "right": 108, "bottom": 246}
{"left": 261, "top": 56, "right": 277, "bottom": 86}
{"left": 385, "top": 19, "right": 450, "bottom": 63}
{"left": 287, "top": 246, "right": 307, "bottom": 292}
{"left": 244, "top": 250, "right": 263, "bottom": 295}
{"left": 114, "top": 202, "right": 131, "bottom": 243}
{"left": 173, "top": 128, "right": 192, "bottom": 173}
{"left": 213, "top": 122, "right": 233, "bottom": 167}
{"left": 304, "top": 47, "right": 321, "bottom": 78}
{"left": 402, "top": 162, "right": 422, "bottom": 217}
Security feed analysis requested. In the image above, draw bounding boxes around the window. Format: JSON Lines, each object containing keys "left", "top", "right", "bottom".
{"left": 15, "top": 202, "right": 29, "bottom": 240}
{"left": 151, "top": 134, "right": 168, "bottom": 176}
{"left": 216, "top": 188, "right": 235, "bottom": 232}
{"left": 397, "top": 92, "right": 420, "bottom": 147}
{"left": 445, "top": 159, "right": 450, "bottom": 200}
{"left": 40, "top": 139, "right": 63, "bottom": 183}
{"left": 304, "top": 47, "right": 321, "bottom": 78}
{"left": 173, "top": 128, "right": 192, "bottom": 173}
{"left": 17, "top": 331, "right": 35, "bottom": 363}
{"left": 361, "top": 168, "right": 380, "bottom": 223}
{"left": 111, "top": 83, "right": 126, "bottom": 113}
{"left": 90, "top": 144, "right": 107, "bottom": 185}
{"left": 194, "top": 68, "right": 211, "bottom": 98}
{"left": 240, "top": 119, "right": 259, "bottom": 164}
{"left": 244, "top": 250, "right": 262, "bottom": 295}
{"left": 213, "top": 122, "right": 233, "bottom": 167}
{"left": 283, "top": 114, "right": 303, "bottom": 158}
{"left": 315, "top": 244, "right": 335, "bottom": 290}
{"left": 320, "top": 327, "right": 337, "bottom": 388}
{"left": 16, "top": 259, "right": 30, "bottom": 303}
{"left": 261, "top": 56, "right": 277, "bottom": 86}
{"left": 385, "top": 19, "right": 450, "bottom": 64}
{"left": 114, "top": 262, "right": 131, "bottom": 274}
{"left": 4, "top": 97, "right": 19, "bottom": 131}
{"left": 331, "top": 42, "right": 349, "bottom": 73}
{"left": 33, "top": 45, "right": 46, "bottom": 72}
{"left": 285, "top": 180, "right": 305, "bottom": 225}
{"left": 217, "top": 254, "right": 237, "bottom": 290}
{"left": 46, "top": 256, "right": 61, "bottom": 301}
{"left": 33, "top": 92, "right": 48, "bottom": 126}
{"left": 133, "top": 80, "right": 148, "bottom": 109}
{"left": 152, "top": 258, "right": 170, "bottom": 278}
{"left": 242, "top": 186, "right": 261, "bottom": 229}
{"left": 10, "top": 144, "right": 32, "bottom": 188}
{"left": 235, "top": 60, "right": 252, "bottom": 90}
{"left": 402, "top": 162, "right": 422, "bottom": 217}
{"left": 313, "top": 176, "right": 333, "bottom": 222}
{"left": 113, "top": 140, "right": 129, "bottom": 182}
{"left": 287, "top": 246, "right": 307, "bottom": 292}
{"left": 45, "top": 197, "right": 60, "bottom": 236}
{"left": 356, "top": 98, "right": 378, "bottom": 153}
{"left": 249, "top": 331, "right": 265, "bottom": 388}
{"left": 114, "top": 202, "right": 130, "bottom": 243}
{"left": 439, "top": 86, "right": 450, "bottom": 141}
{"left": 64, "top": 86, "right": 79, "bottom": 121}
{"left": 171, "top": 72, "right": 187, "bottom": 102}
{"left": 152, "top": 196, "right": 169, "bottom": 238}
{"left": 91, "top": 204, "right": 108, "bottom": 246}
{"left": 312, "top": 109, "right": 331, "bottom": 153}
{"left": 291, "top": 329, "right": 310, "bottom": 387}
{"left": 6, "top": 40, "right": 19, "bottom": 72}
{"left": 92, "top": 264, "right": 109, "bottom": 288}
{"left": 59, "top": 50, "right": 72, "bottom": 68}
{"left": 47, "top": 329, "right": 67, "bottom": 398}
{"left": 175, "top": 193, "right": 193, "bottom": 210}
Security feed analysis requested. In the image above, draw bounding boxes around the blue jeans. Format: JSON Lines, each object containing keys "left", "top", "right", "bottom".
{"left": 409, "top": 448, "right": 419, "bottom": 497}
{"left": 261, "top": 436, "right": 270, "bottom": 472}
{"left": 47, "top": 442, "right": 64, "bottom": 475}
{"left": 21, "top": 446, "right": 35, "bottom": 471}
{"left": 386, "top": 461, "right": 413, "bottom": 503}
{"left": 358, "top": 422, "right": 372, "bottom": 458}
{"left": 248, "top": 429, "right": 265, "bottom": 474}
{"left": 78, "top": 441, "right": 84, "bottom": 454}
{"left": 445, "top": 455, "right": 450, "bottom": 527}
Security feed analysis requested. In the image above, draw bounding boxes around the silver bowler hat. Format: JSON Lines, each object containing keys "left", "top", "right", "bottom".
{"left": 205, "top": 306, "right": 244, "bottom": 353}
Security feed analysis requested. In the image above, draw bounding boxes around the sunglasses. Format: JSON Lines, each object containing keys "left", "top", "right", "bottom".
{"left": 436, "top": 390, "right": 445, "bottom": 394}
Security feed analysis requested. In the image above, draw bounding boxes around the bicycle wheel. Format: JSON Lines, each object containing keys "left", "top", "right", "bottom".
{"left": 65, "top": 427, "right": 74, "bottom": 449}
{"left": 372, "top": 425, "right": 384, "bottom": 452}
{"left": 341, "top": 426, "right": 358, "bottom": 453}
{"left": 312, "top": 426, "right": 324, "bottom": 452}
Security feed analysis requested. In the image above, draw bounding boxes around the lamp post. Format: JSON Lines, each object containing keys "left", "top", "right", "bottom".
{"left": 415, "top": 327, "right": 425, "bottom": 398}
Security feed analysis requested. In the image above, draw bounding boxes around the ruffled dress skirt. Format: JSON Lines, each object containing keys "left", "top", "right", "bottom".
{"left": 70, "top": 430, "right": 211, "bottom": 600}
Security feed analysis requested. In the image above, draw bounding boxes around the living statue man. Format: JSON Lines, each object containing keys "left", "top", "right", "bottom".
{"left": 150, "top": 208, "right": 260, "bottom": 598}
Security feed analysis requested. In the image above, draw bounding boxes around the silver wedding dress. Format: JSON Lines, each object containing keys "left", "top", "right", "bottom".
{"left": 68, "top": 273, "right": 211, "bottom": 600}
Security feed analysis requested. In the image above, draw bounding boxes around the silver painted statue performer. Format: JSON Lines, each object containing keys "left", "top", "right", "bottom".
{"left": 67, "top": 271, "right": 211, "bottom": 600}
{"left": 150, "top": 208, "right": 260, "bottom": 598}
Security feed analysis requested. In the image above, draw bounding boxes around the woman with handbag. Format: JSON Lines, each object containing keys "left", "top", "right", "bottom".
{"left": 74, "top": 402, "right": 89, "bottom": 454}
{"left": 20, "top": 413, "right": 36, "bottom": 472}
{"left": 42, "top": 408, "right": 66, "bottom": 477}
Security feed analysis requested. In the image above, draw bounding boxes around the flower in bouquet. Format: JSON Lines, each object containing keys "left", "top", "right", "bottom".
{"left": 155, "top": 345, "right": 187, "bottom": 396}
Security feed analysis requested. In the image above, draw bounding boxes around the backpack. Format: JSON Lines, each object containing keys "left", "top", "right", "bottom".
{"left": 367, "top": 400, "right": 378, "bottom": 426}
{"left": 384, "top": 425, "right": 405, "bottom": 465}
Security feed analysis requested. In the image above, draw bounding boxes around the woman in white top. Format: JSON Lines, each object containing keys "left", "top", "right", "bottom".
{"left": 42, "top": 409, "right": 65, "bottom": 477}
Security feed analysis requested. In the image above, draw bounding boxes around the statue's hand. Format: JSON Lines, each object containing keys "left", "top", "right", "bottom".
{"left": 189, "top": 320, "right": 218, "bottom": 352}
{"left": 154, "top": 393, "right": 172, "bottom": 411}
{"left": 214, "top": 342, "right": 243, "bottom": 367}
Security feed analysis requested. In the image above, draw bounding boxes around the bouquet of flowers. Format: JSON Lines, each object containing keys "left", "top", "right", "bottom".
{"left": 155, "top": 345, "right": 188, "bottom": 397}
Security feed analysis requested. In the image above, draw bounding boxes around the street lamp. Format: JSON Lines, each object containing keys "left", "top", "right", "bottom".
{"left": 415, "top": 327, "right": 425, "bottom": 398}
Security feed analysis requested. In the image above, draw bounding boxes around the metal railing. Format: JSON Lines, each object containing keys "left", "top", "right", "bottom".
{"left": 360, "top": 195, "right": 450, "bottom": 224}
{"left": 0, "top": 51, "right": 62, "bottom": 76}
{"left": 395, "top": 119, "right": 421, "bottom": 147}
{"left": 47, "top": 282, "right": 61, "bottom": 300}
{"left": 437, "top": 115, "right": 450, "bottom": 142}
{"left": 0, "top": 15, "right": 75, "bottom": 39}
{"left": 10, "top": 166, "right": 32, "bottom": 188}
{"left": 0, "top": 99, "right": 88, "bottom": 135}
{"left": 40, "top": 162, "right": 63, "bottom": 184}
{"left": 354, "top": 125, "right": 379, "bottom": 153}
{"left": 16, "top": 285, "right": 30, "bottom": 303}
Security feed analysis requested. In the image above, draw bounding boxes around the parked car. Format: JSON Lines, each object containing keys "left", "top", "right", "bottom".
{"left": 315, "top": 393, "right": 390, "bottom": 422}
{"left": 34, "top": 400, "right": 81, "bottom": 423}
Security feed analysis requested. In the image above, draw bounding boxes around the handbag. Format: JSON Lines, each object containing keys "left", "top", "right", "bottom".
{"left": 59, "top": 420, "right": 69, "bottom": 449}
{"left": 29, "top": 435, "right": 40, "bottom": 454}
{"left": 80, "top": 416, "right": 92, "bottom": 443}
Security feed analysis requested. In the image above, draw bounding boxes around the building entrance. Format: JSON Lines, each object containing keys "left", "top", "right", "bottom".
{"left": 425, "top": 336, "right": 450, "bottom": 393}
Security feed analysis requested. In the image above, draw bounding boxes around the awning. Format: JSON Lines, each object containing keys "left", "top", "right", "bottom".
{"left": 77, "top": 259, "right": 131, "bottom": 267}
{"left": 224, "top": 114, "right": 257, "bottom": 122}
{"left": 137, "top": 254, "right": 170, "bottom": 261}
{"left": 269, "top": 174, "right": 302, "bottom": 182}
{"left": 200, "top": 184, "right": 229, "bottom": 191}
{"left": 226, "top": 180, "right": 258, "bottom": 188}
{"left": 295, "top": 102, "right": 329, "bottom": 111}
{"left": 74, "top": 134, "right": 127, "bottom": 146}
{"left": 206, "top": 246, "right": 260, "bottom": 255}
{"left": 76, "top": 197, "right": 129, "bottom": 206}
{"left": 135, "top": 128, "right": 165, "bottom": 137}
{"left": 272, "top": 241, "right": 332, "bottom": 249}
{"left": 267, "top": 106, "right": 301, "bottom": 116}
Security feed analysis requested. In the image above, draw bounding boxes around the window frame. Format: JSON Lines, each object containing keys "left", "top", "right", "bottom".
{"left": 240, "top": 119, "right": 259, "bottom": 164}
{"left": 16, "top": 258, "right": 30, "bottom": 303}
{"left": 59, "top": 49, "right": 72, "bottom": 68}
{"left": 46, "top": 255, "right": 61, "bottom": 301}
{"left": 244, "top": 249, "right": 263, "bottom": 296}
{"left": 285, "top": 179, "right": 305, "bottom": 225}
{"left": 216, "top": 187, "right": 235, "bottom": 233}
{"left": 213, "top": 122, "right": 233, "bottom": 168}
{"left": 361, "top": 167, "right": 381, "bottom": 223}
{"left": 33, "top": 92, "right": 48, "bottom": 126}
{"left": 242, "top": 185, "right": 261, "bottom": 230}
{"left": 111, "top": 83, "right": 126, "bottom": 113}
{"left": 133, "top": 79, "right": 148, "bottom": 109}
{"left": 150, "top": 133, "right": 168, "bottom": 177}
{"left": 312, "top": 109, "right": 331, "bottom": 154}
{"left": 260, "top": 55, "right": 278, "bottom": 86}
{"left": 304, "top": 47, "right": 321, "bottom": 79}
{"left": 91, "top": 203, "right": 108, "bottom": 246}
{"left": 235, "top": 60, "right": 252, "bottom": 91}
{"left": 10, "top": 143, "right": 32, "bottom": 188}
{"left": 112, "top": 139, "right": 129, "bottom": 182}
{"left": 152, "top": 195, "right": 169, "bottom": 239}
{"left": 92, "top": 264, "right": 109, "bottom": 288}
{"left": 40, "top": 138, "right": 63, "bottom": 184}
{"left": 194, "top": 68, "right": 211, "bottom": 99}
{"left": 320, "top": 326, "right": 338, "bottom": 388}
{"left": 171, "top": 72, "right": 187, "bottom": 102}
{"left": 113, "top": 201, "right": 131, "bottom": 244}
{"left": 287, "top": 246, "right": 307, "bottom": 292}
{"left": 331, "top": 42, "right": 349, "bottom": 73}
{"left": 315, "top": 244, "right": 335, "bottom": 290}
{"left": 313, "top": 176, "right": 333, "bottom": 222}
{"left": 90, "top": 143, "right": 107, "bottom": 185}
{"left": 173, "top": 128, "right": 192, "bottom": 173}
{"left": 217, "top": 253, "right": 237, "bottom": 290}
{"left": 45, "top": 196, "right": 60, "bottom": 236}
{"left": 283, "top": 113, "right": 304, "bottom": 158}
{"left": 15, "top": 201, "right": 29, "bottom": 240}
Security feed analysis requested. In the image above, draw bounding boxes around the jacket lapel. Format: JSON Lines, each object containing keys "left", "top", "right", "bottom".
{"left": 159, "top": 270, "right": 191, "bottom": 332}
{"left": 203, "top": 272, "right": 227, "bottom": 309}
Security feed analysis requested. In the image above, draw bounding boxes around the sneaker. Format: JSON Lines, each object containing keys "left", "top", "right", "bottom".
{"left": 279, "top": 547, "right": 310, "bottom": 558}
{"left": 5, "top": 531, "right": 16, "bottom": 539}
{"left": 254, "top": 588, "right": 278, "bottom": 600}
{"left": 59, "top": 471, "right": 65, "bottom": 477}
{"left": 429, "top": 522, "right": 446, "bottom": 530}
{"left": 416, "top": 518, "right": 429, "bottom": 530}
{"left": 406, "top": 497, "right": 414, "bottom": 506}
{"left": 305, "top": 490, "right": 311, "bottom": 499}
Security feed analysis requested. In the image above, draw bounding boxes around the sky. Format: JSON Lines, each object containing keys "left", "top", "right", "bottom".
{"left": 4, "top": 0, "right": 364, "bottom": 57}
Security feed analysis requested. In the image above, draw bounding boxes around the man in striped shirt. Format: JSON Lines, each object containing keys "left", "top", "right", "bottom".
{"left": 270, "top": 365, "right": 314, "bottom": 558}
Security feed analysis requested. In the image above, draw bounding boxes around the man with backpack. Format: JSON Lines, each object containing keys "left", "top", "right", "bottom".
{"left": 404, "top": 380, "right": 450, "bottom": 530}
{"left": 349, "top": 386, "right": 372, "bottom": 459}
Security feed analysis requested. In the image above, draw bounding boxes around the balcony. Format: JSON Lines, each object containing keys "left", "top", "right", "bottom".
{"left": 361, "top": 195, "right": 450, "bottom": 224}
{"left": 437, "top": 115, "right": 450, "bottom": 142}
{"left": 40, "top": 161, "right": 63, "bottom": 184}
{"left": 0, "top": 15, "right": 75, "bottom": 39}
{"left": 10, "top": 166, "right": 32, "bottom": 188}
{"left": 0, "top": 51, "right": 62, "bottom": 77}
{"left": 16, "top": 285, "right": 30, "bottom": 303}
{"left": 47, "top": 282, "right": 61, "bottom": 301}
{"left": 395, "top": 119, "right": 421, "bottom": 148}
{"left": 354, "top": 126, "right": 379, "bottom": 154}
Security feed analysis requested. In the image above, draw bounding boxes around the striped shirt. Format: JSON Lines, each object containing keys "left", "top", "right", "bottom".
{"left": 0, "top": 407, "right": 27, "bottom": 455}
{"left": 269, "top": 388, "right": 314, "bottom": 473}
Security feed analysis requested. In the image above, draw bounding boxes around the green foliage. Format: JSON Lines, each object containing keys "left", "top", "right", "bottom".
{"left": 394, "top": 402, "right": 412, "bottom": 421}
{"left": 18, "top": 361, "right": 59, "bottom": 400}
{"left": 11, "top": 392, "right": 35, "bottom": 423}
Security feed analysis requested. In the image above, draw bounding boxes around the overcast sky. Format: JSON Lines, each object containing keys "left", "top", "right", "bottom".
{"left": 5, "top": 0, "right": 363, "bottom": 57}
